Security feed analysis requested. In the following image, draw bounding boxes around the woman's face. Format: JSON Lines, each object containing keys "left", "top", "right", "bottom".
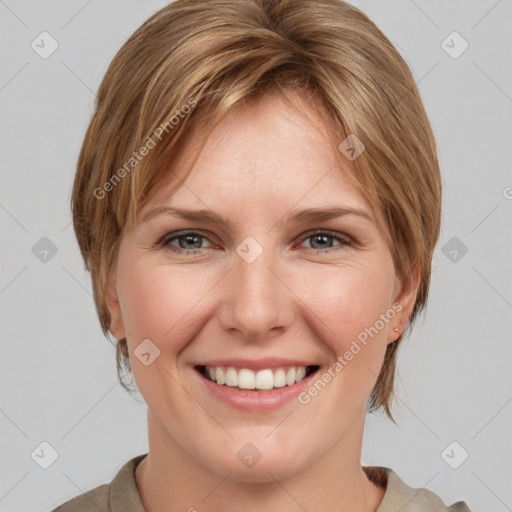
{"left": 107, "top": 91, "right": 417, "bottom": 482}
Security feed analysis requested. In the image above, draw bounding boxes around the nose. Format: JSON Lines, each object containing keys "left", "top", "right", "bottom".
{"left": 217, "top": 241, "right": 295, "bottom": 342}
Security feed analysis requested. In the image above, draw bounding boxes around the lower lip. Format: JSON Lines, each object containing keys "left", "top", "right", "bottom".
{"left": 194, "top": 367, "right": 319, "bottom": 411}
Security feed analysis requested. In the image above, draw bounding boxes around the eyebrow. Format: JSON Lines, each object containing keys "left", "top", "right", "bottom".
{"left": 140, "top": 205, "right": 374, "bottom": 226}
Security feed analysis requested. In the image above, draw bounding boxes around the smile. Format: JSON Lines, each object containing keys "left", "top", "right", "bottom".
{"left": 196, "top": 365, "right": 320, "bottom": 391}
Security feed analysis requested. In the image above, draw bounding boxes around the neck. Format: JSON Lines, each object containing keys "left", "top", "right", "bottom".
{"left": 135, "top": 410, "right": 385, "bottom": 512}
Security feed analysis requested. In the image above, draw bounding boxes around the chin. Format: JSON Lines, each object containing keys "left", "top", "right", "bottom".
{"left": 196, "top": 433, "right": 310, "bottom": 483}
{"left": 211, "top": 453, "right": 304, "bottom": 484}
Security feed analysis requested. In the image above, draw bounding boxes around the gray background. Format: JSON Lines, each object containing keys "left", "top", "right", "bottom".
{"left": 1, "top": 1, "right": 510, "bottom": 511}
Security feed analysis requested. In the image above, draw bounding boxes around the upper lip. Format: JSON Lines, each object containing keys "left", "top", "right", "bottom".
{"left": 194, "top": 357, "right": 318, "bottom": 371}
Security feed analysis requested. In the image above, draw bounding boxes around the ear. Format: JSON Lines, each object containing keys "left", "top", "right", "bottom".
{"left": 387, "top": 262, "right": 421, "bottom": 344}
{"left": 105, "top": 270, "right": 127, "bottom": 339}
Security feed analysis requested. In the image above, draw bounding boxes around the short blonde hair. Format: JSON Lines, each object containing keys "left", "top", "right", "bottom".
{"left": 72, "top": 0, "right": 441, "bottom": 422}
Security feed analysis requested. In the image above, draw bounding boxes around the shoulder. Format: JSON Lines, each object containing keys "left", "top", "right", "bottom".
{"left": 364, "top": 466, "right": 472, "bottom": 512}
{"left": 51, "top": 484, "right": 110, "bottom": 512}
{"left": 51, "top": 453, "right": 147, "bottom": 512}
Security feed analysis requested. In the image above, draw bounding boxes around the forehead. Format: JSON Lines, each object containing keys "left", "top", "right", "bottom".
{"left": 138, "top": 91, "right": 376, "bottom": 224}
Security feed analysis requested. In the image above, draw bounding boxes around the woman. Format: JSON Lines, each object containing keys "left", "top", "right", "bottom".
{"left": 54, "top": 0, "right": 471, "bottom": 510}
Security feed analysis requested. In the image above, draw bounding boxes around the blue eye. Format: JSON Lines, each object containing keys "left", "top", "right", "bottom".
{"left": 299, "top": 231, "right": 353, "bottom": 251}
{"left": 159, "top": 230, "right": 353, "bottom": 255}
{"left": 161, "top": 231, "right": 212, "bottom": 252}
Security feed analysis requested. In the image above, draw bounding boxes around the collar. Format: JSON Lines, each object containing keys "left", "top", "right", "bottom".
{"left": 109, "top": 454, "right": 470, "bottom": 512}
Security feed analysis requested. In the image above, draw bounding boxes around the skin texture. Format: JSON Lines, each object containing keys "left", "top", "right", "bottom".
{"left": 106, "top": 91, "right": 419, "bottom": 512}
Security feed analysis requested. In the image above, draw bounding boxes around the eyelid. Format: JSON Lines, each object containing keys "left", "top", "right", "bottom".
{"left": 298, "top": 228, "right": 354, "bottom": 246}
{"left": 158, "top": 229, "right": 217, "bottom": 248}
{"left": 157, "top": 228, "right": 356, "bottom": 253}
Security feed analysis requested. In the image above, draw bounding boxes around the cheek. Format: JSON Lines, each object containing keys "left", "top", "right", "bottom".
{"left": 299, "top": 260, "right": 396, "bottom": 340}
{"left": 297, "top": 261, "right": 396, "bottom": 398}
{"left": 117, "top": 245, "right": 396, "bottom": 366}
{"left": 116, "top": 257, "right": 217, "bottom": 352}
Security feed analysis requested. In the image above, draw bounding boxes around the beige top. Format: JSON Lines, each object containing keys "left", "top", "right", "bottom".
{"left": 52, "top": 453, "right": 471, "bottom": 511}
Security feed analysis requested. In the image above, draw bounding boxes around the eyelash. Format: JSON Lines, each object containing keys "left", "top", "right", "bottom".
{"left": 157, "top": 230, "right": 354, "bottom": 256}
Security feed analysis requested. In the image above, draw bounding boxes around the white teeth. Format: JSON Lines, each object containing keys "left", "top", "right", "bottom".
{"left": 273, "top": 368, "right": 287, "bottom": 388}
{"left": 215, "top": 367, "right": 226, "bottom": 385}
{"left": 238, "top": 369, "right": 255, "bottom": 389}
{"left": 255, "top": 369, "right": 274, "bottom": 389}
{"left": 203, "top": 365, "right": 312, "bottom": 390}
{"left": 225, "top": 367, "right": 238, "bottom": 387}
{"left": 286, "top": 367, "right": 296, "bottom": 386}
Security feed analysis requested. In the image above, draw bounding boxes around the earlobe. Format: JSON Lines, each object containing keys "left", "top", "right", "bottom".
{"left": 105, "top": 273, "right": 126, "bottom": 339}
{"left": 388, "top": 263, "right": 421, "bottom": 344}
